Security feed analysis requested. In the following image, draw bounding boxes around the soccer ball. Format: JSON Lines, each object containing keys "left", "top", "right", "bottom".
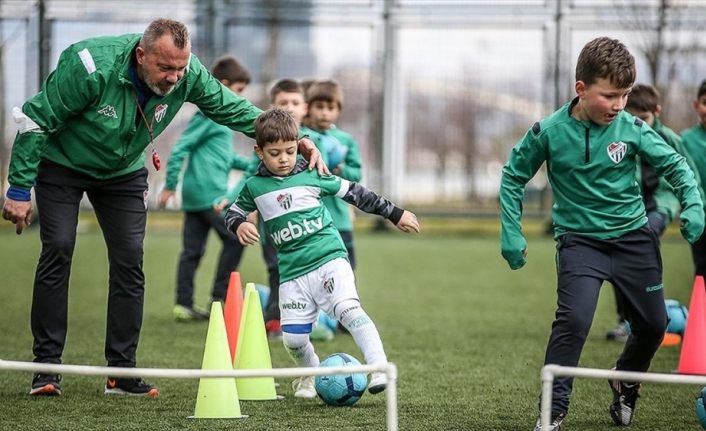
{"left": 697, "top": 386, "right": 706, "bottom": 429}
{"left": 314, "top": 353, "right": 367, "bottom": 406}
{"left": 665, "top": 299, "right": 688, "bottom": 335}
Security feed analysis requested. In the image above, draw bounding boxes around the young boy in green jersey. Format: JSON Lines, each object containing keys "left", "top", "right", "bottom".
{"left": 225, "top": 108, "right": 419, "bottom": 398}
{"left": 499, "top": 38, "right": 704, "bottom": 430}
{"left": 681, "top": 80, "right": 706, "bottom": 276}
{"left": 606, "top": 83, "right": 701, "bottom": 342}
{"left": 158, "top": 56, "right": 253, "bottom": 321}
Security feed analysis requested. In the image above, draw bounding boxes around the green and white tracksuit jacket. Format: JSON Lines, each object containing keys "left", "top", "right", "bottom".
{"left": 7, "top": 33, "right": 262, "bottom": 200}
{"left": 500, "top": 98, "right": 703, "bottom": 270}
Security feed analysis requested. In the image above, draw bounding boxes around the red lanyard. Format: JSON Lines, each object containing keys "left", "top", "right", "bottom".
{"left": 133, "top": 92, "right": 161, "bottom": 170}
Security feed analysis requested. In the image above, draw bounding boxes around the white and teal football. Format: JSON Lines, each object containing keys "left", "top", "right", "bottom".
{"left": 315, "top": 353, "right": 367, "bottom": 406}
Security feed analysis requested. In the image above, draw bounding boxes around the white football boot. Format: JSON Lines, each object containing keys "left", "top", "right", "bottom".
{"left": 292, "top": 376, "right": 317, "bottom": 399}
{"left": 368, "top": 372, "right": 387, "bottom": 394}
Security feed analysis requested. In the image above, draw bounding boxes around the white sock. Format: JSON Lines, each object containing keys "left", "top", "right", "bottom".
{"left": 335, "top": 300, "right": 388, "bottom": 365}
{"left": 282, "top": 331, "right": 320, "bottom": 367}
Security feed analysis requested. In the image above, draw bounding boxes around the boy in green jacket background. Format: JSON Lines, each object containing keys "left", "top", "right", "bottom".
{"left": 158, "top": 55, "right": 252, "bottom": 322}
{"left": 681, "top": 79, "right": 706, "bottom": 276}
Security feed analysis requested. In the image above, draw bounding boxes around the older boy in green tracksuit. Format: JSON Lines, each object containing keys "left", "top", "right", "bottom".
{"left": 499, "top": 37, "right": 704, "bottom": 430}
{"left": 681, "top": 80, "right": 706, "bottom": 276}
{"left": 158, "top": 56, "right": 252, "bottom": 321}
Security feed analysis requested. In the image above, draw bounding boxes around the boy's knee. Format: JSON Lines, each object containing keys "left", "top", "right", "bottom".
{"left": 282, "top": 325, "right": 312, "bottom": 349}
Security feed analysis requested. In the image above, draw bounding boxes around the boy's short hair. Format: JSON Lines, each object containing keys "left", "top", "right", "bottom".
{"left": 626, "top": 84, "right": 660, "bottom": 113}
{"left": 575, "top": 37, "right": 635, "bottom": 89}
{"left": 306, "top": 79, "right": 344, "bottom": 110}
{"left": 697, "top": 79, "right": 706, "bottom": 99}
{"left": 254, "top": 108, "right": 299, "bottom": 149}
{"left": 211, "top": 55, "right": 251, "bottom": 84}
{"left": 269, "top": 79, "right": 304, "bottom": 103}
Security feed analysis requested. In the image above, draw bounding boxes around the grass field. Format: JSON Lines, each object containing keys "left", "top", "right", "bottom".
{"left": 0, "top": 213, "right": 704, "bottom": 430}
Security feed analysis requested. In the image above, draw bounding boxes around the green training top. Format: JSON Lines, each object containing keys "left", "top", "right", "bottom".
{"left": 681, "top": 124, "right": 706, "bottom": 207}
{"left": 164, "top": 111, "right": 250, "bottom": 212}
{"left": 500, "top": 98, "right": 702, "bottom": 269}
{"left": 305, "top": 126, "right": 363, "bottom": 232}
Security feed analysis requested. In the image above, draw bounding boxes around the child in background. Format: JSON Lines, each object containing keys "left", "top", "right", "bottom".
{"left": 681, "top": 79, "right": 706, "bottom": 276}
{"left": 225, "top": 108, "right": 420, "bottom": 398}
{"left": 499, "top": 37, "right": 704, "bottom": 430}
{"left": 305, "top": 80, "right": 363, "bottom": 272}
{"left": 606, "top": 83, "right": 702, "bottom": 341}
{"left": 158, "top": 55, "right": 252, "bottom": 321}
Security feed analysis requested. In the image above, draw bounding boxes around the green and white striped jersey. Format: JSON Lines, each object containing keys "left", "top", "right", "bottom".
{"left": 226, "top": 160, "right": 403, "bottom": 283}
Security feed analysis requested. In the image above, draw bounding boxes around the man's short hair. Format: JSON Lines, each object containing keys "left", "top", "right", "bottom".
{"left": 697, "top": 79, "right": 706, "bottom": 100}
{"left": 575, "top": 37, "right": 635, "bottom": 89}
{"left": 255, "top": 108, "right": 299, "bottom": 149}
{"left": 306, "top": 79, "right": 344, "bottom": 110}
{"left": 211, "top": 56, "right": 250, "bottom": 84}
{"left": 141, "top": 18, "right": 190, "bottom": 51}
{"left": 626, "top": 84, "right": 660, "bottom": 113}
{"left": 269, "top": 79, "right": 304, "bottom": 103}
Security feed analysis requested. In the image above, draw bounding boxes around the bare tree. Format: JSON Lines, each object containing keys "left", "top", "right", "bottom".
{"left": 616, "top": 0, "right": 706, "bottom": 126}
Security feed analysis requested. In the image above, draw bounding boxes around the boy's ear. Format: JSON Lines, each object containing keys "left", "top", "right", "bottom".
{"left": 255, "top": 145, "right": 264, "bottom": 159}
{"left": 655, "top": 104, "right": 662, "bottom": 117}
{"left": 695, "top": 99, "right": 701, "bottom": 111}
{"left": 575, "top": 80, "right": 587, "bottom": 98}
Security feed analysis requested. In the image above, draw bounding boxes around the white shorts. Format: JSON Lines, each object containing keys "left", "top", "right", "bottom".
{"left": 279, "top": 257, "right": 359, "bottom": 326}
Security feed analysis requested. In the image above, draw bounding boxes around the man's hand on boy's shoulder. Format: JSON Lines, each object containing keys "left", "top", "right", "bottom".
{"left": 679, "top": 205, "right": 706, "bottom": 244}
{"left": 298, "top": 137, "right": 329, "bottom": 176}
{"left": 395, "top": 210, "right": 420, "bottom": 233}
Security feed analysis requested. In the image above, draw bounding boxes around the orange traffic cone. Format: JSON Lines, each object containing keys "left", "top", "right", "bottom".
{"left": 223, "top": 272, "right": 244, "bottom": 362}
{"left": 677, "top": 276, "right": 706, "bottom": 374}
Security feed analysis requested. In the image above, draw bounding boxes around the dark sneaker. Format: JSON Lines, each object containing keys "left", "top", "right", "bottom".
{"left": 105, "top": 377, "right": 159, "bottom": 397}
{"left": 173, "top": 304, "right": 209, "bottom": 322}
{"left": 609, "top": 378, "right": 640, "bottom": 426}
{"left": 533, "top": 411, "right": 566, "bottom": 431}
{"left": 29, "top": 373, "right": 62, "bottom": 396}
{"left": 606, "top": 321, "right": 630, "bottom": 342}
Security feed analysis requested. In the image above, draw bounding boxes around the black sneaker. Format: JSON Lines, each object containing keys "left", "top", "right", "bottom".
{"left": 609, "top": 378, "right": 641, "bottom": 426}
{"left": 105, "top": 377, "right": 159, "bottom": 397}
{"left": 29, "top": 373, "right": 62, "bottom": 396}
{"left": 533, "top": 411, "right": 566, "bottom": 431}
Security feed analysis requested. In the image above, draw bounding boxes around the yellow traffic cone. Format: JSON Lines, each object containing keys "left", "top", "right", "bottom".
{"left": 192, "top": 301, "right": 245, "bottom": 418}
{"left": 234, "top": 283, "right": 279, "bottom": 400}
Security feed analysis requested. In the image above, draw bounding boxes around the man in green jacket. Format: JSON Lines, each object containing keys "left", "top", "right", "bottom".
{"left": 1, "top": 18, "right": 322, "bottom": 398}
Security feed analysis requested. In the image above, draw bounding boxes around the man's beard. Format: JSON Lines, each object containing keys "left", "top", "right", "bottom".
{"left": 143, "top": 75, "right": 176, "bottom": 96}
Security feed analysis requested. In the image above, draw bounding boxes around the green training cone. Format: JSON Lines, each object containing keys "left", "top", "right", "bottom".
{"left": 192, "top": 301, "right": 244, "bottom": 418}
{"left": 234, "top": 283, "right": 279, "bottom": 400}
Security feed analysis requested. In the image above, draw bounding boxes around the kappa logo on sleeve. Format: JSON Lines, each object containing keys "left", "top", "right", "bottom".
{"left": 607, "top": 141, "right": 627, "bottom": 164}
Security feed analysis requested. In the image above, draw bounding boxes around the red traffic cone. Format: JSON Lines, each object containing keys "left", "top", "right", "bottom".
{"left": 677, "top": 276, "right": 706, "bottom": 374}
{"left": 223, "top": 272, "right": 244, "bottom": 361}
